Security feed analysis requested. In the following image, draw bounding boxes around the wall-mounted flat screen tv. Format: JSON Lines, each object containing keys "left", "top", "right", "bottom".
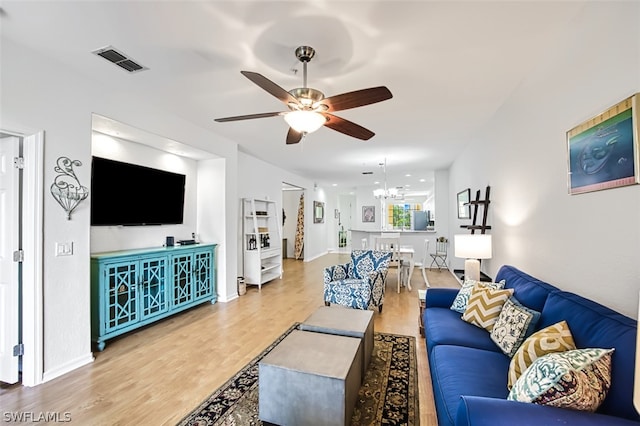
{"left": 91, "top": 156, "right": 186, "bottom": 226}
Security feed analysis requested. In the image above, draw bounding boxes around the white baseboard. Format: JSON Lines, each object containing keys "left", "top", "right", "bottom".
{"left": 217, "top": 293, "right": 238, "bottom": 303}
{"left": 304, "top": 250, "right": 328, "bottom": 262}
{"left": 42, "top": 353, "right": 94, "bottom": 383}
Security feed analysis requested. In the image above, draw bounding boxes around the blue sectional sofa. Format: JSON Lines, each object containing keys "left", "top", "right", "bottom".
{"left": 423, "top": 265, "right": 640, "bottom": 426}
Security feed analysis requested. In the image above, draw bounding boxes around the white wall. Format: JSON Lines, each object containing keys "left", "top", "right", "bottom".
{"left": 448, "top": 2, "right": 640, "bottom": 317}
{"left": 197, "top": 157, "right": 233, "bottom": 301}
{"left": 1, "top": 38, "right": 238, "bottom": 380}
{"left": 236, "top": 152, "right": 331, "bottom": 264}
{"left": 353, "top": 187, "right": 384, "bottom": 230}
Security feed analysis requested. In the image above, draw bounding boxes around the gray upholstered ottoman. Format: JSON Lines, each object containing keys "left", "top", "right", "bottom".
{"left": 299, "top": 306, "right": 374, "bottom": 378}
{"left": 259, "top": 329, "right": 362, "bottom": 426}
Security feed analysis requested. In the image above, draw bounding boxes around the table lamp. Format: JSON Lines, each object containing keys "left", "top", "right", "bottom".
{"left": 454, "top": 234, "right": 492, "bottom": 281}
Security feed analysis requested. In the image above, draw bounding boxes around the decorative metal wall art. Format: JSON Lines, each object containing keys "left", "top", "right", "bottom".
{"left": 50, "top": 157, "right": 89, "bottom": 220}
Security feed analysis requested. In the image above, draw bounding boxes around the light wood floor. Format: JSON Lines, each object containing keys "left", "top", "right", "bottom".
{"left": 1, "top": 253, "right": 459, "bottom": 425}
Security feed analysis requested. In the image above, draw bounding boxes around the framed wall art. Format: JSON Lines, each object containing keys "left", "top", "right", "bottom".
{"left": 362, "top": 205, "right": 375, "bottom": 223}
{"left": 313, "top": 201, "right": 324, "bottom": 223}
{"left": 457, "top": 188, "right": 471, "bottom": 219}
{"left": 567, "top": 93, "right": 639, "bottom": 194}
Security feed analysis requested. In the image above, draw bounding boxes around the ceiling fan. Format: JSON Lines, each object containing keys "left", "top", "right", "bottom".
{"left": 214, "top": 46, "right": 393, "bottom": 145}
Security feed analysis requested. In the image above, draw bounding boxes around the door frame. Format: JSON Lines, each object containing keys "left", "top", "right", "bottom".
{"left": 22, "top": 131, "right": 44, "bottom": 386}
{"left": 2, "top": 130, "right": 44, "bottom": 386}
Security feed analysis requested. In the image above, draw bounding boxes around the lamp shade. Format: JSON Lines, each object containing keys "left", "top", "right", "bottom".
{"left": 284, "top": 111, "right": 326, "bottom": 133}
{"left": 454, "top": 234, "right": 492, "bottom": 259}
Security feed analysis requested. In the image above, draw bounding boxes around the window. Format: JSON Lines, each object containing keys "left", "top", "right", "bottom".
{"left": 387, "top": 203, "right": 419, "bottom": 230}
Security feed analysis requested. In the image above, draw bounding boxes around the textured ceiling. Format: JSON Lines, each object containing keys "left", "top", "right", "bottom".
{"left": 0, "top": 1, "right": 587, "bottom": 192}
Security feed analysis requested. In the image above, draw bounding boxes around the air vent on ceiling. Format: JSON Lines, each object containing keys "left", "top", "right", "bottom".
{"left": 92, "top": 45, "right": 148, "bottom": 73}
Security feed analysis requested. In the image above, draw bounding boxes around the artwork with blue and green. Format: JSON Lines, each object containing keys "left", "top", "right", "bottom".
{"left": 569, "top": 108, "right": 635, "bottom": 192}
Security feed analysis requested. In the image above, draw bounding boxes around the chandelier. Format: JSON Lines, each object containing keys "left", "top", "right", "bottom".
{"left": 373, "top": 159, "right": 399, "bottom": 199}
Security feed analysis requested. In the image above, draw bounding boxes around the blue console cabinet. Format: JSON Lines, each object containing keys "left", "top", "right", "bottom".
{"left": 91, "top": 244, "right": 216, "bottom": 351}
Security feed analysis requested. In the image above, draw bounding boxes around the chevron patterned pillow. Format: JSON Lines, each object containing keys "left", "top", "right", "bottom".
{"left": 450, "top": 279, "right": 506, "bottom": 313}
{"left": 461, "top": 284, "right": 513, "bottom": 332}
{"left": 507, "top": 320, "right": 576, "bottom": 389}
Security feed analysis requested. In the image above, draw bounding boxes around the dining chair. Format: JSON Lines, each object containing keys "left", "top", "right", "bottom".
{"left": 429, "top": 237, "right": 449, "bottom": 271}
{"left": 414, "top": 239, "right": 430, "bottom": 287}
{"left": 374, "top": 235, "right": 403, "bottom": 293}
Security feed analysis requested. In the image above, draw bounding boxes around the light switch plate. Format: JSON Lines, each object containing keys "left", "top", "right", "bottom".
{"left": 55, "top": 242, "right": 73, "bottom": 256}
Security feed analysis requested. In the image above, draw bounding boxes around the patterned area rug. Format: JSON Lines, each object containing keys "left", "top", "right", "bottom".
{"left": 177, "top": 323, "right": 418, "bottom": 425}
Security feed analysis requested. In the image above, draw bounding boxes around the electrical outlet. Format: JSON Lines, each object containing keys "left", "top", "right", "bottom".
{"left": 55, "top": 242, "right": 74, "bottom": 256}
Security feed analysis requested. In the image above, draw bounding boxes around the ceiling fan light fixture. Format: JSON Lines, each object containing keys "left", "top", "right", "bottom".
{"left": 284, "top": 110, "right": 326, "bottom": 134}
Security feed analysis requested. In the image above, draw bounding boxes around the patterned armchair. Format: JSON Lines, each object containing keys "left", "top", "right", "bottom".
{"left": 323, "top": 250, "right": 392, "bottom": 312}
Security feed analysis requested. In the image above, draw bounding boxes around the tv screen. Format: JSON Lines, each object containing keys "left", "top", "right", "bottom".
{"left": 91, "top": 156, "right": 186, "bottom": 226}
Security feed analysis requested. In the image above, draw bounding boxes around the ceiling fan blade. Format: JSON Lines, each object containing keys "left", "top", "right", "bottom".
{"left": 320, "top": 86, "right": 392, "bottom": 112}
{"left": 286, "top": 128, "right": 303, "bottom": 145}
{"left": 323, "top": 113, "right": 375, "bottom": 140}
{"left": 241, "top": 71, "right": 299, "bottom": 105}
{"left": 214, "top": 111, "right": 284, "bottom": 122}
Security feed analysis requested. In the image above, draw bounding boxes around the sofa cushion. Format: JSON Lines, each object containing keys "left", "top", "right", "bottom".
{"left": 425, "top": 307, "right": 501, "bottom": 352}
{"left": 496, "top": 265, "right": 559, "bottom": 312}
{"left": 508, "top": 320, "right": 575, "bottom": 389}
{"left": 450, "top": 279, "right": 506, "bottom": 313}
{"left": 539, "top": 291, "right": 639, "bottom": 421}
{"left": 425, "top": 307, "right": 502, "bottom": 353}
{"left": 430, "top": 345, "right": 510, "bottom": 426}
{"left": 508, "top": 348, "right": 614, "bottom": 412}
{"left": 462, "top": 285, "right": 513, "bottom": 332}
{"left": 490, "top": 297, "right": 541, "bottom": 357}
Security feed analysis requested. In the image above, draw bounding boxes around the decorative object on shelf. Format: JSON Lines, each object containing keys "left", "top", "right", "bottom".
{"left": 567, "top": 93, "right": 639, "bottom": 195}
{"left": 362, "top": 205, "right": 375, "bottom": 223}
{"left": 373, "top": 158, "right": 399, "bottom": 199}
{"left": 50, "top": 156, "right": 89, "bottom": 220}
{"left": 454, "top": 234, "right": 492, "bottom": 282}
{"left": 313, "top": 201, "right": 324, "bottom": 223}
{"left": 457, "top": 188, "right": 471, "bottom": 219}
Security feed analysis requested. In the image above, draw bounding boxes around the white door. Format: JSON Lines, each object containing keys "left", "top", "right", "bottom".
{"left": 0, "top": 136, "right": 20, "bottom": 384}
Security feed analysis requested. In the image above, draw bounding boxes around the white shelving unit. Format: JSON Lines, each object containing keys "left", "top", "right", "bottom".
{"left": 242, "top": 198, "right": 282, "bottom": 290}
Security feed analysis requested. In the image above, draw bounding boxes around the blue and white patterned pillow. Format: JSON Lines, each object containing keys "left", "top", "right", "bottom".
{"left": 508, "top": 348, "right": 614, "bottom": 412}
{"left": 450, "top": 279, "right": 506, "bottom": 313}
{"left": 490, "top": 297, "right": 541, "bottom": 357}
